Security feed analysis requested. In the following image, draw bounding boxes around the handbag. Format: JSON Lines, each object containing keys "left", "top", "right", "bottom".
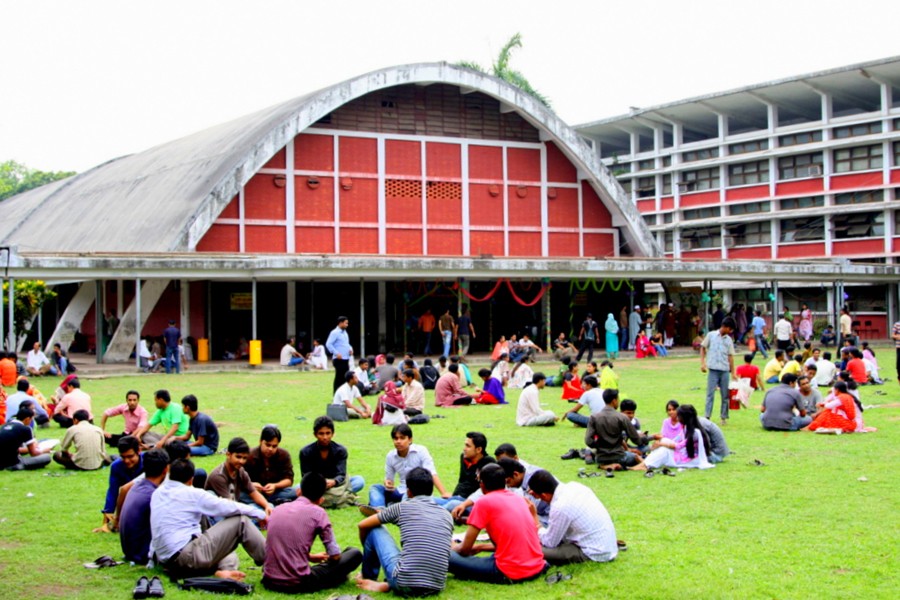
{"left": 326, "top": 403, "right": 349, "bottom": 422}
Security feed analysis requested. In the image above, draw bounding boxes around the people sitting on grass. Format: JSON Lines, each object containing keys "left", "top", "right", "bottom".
{"left": 736, "top": 353, "right": 765, "bottom": 392}
{"left": 262, "top": 472, "right": 362, "bottom": 594}
{"left": 99, "top": 390, "right": 148, "bottom": 448}
{"left": 585, "top": 389, "right": 654, "bottom": 471}
{"left": 813, "top": 351, "right": 837, "bottom": 386}
{"left": 299, "top": 416, "right": 365, "bottom": 509}
{"left": 94, "top": 435, "right": 143, "bottom": 533}
{"left": 528, "top": 469, "right": 618, "bottom": 565}
{"left": 599, "top": 360, "right": 618, "bottom": 391}
{"left": 631, "top": 404, "right": 714, "bottom": 472}
{"left": 450, "top": 355, "right": 474, "bottom": 386}
{"left": 508, "top": 356, "right": 534, "bottom": 389}
{"left": 516, "top": 372, "right": 558, "bottom": 427}
{"left": 0, "top": 406, "right": 53, "bottom": 470}
{"left": 352, "top": 357, "right": 373, "bottom": 396}
{"left": 332, "top": 371, "right": 373, "bottom": 419}
{"left": 796, "top": 375, "right": 823, "bottom": 416}
{"left": 433, "top": 432, "right": 495, "bottom": 514}
{"left": 133, "top": 389, "right": 188, "bottom": 449}
{"left": 26, "top": 341, "right": 57, "bottom": 377}
{"left": 564, "top": 375, "right": 603, "bottom": 427}
{"left": 698, "top": 417, "right": 730, "bottom": 463}
{"left": 372, "top": 381, "right": 408, "bottom": 426}
{"left": 118, "top": 448, "right": 168, "bottom": 565}
{"left": 279, "top": 336, "right": 305, "bottom": 368}
{"left": 367, "top": 424, "right": 450, "bottom": 508}
{"left": 435, "top": 364, "right": 474, "bottom": 407}
{"left": 53, "top": 409, "right": 109, "bottom": 470}
{"left": 308, "top": 339, "right": 328, "bottom": 370}
{"left": 561, "top": 361, "right": 584, "bottom": 401}
{"left": 419, "top": 358, "right": 439, "bottom": 390}
{"left": 375, "top": 354, "right": 400, "bottom": 393}
{"left": 357, "top": 466, "right": 454, "bottom": 596}
{"left": 448, "top": 463, "right": 549, "bottom": 584}
{"left": 175, "top": 394, "right": 219, "bottom": 456}
{"left": 806, "top": 380, "right": 870, "bottom": 434}
{"left": 205, "top": 437, "right": 273, "bottom": 518}
{"left": 151, "top": 458, "right": 267, "bottom": 581}
{"left": 634, "top": 330, "right": 657, "bottom": 359}
{"left": 474, "top": 368, "right": 506, "bottom": 404}
{"left": 760, "top": 373, "right": 811, "bottom": 432}
{"left": 52, "top": 376, "right": 93, "bottom": 429}
{"left": 399, "top": 369, "right": 425, "bottom": 417}
{"left": 5, "top": 378, "right": 50, "bottom": 430}
{"left": 244, "top": 425, "right": 296, "bottom": 506}
{"left": 763, "top": 351, "right": 787, "bottom": 384}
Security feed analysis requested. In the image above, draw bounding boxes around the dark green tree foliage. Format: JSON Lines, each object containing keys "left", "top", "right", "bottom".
{"left": 0, "top": 160, "right": 75, "bottom": 201}
{"left": 456, "top": 33, "right": 551, "bottom": 109}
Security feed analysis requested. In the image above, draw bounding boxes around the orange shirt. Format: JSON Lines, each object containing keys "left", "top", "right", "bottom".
{"left": 0, "top": 359, "right": 17, "bottom": 388}
{"left": 418, "top": 313, "right": 436, "bottom": 333}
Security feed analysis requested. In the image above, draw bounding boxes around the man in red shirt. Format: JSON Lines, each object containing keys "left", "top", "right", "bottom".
{"left": 449, "top": 463, "right": 548, "bottom": 584}
{"left": 846, "top": 349, "right": 868, "bottom": 385}
{"left": 735, "top": 353, "right": 765, "bottom": 391}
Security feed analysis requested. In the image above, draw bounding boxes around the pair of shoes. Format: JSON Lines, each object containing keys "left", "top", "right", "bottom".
{"left": 133, "top": 576, "right": 164, "bottom": 599}
{"left": 604, "top": 468, "right": 615, "bottom": 478}
{"left": 358, "top": 504, "right": 381, "bottom": 517}
{"left": 83, "top": 555, "right": 124, "bottom": 569}
{"left": 578, "top": 469, "right": 602, "bottom": 478}
{"left": 644, "top": 469, "right": 655, "bottom": 478}
{"left": 560, "top": 448, "right": 580, "bottom": 460}
{"left": 583, "top": 450, "right": 595, "bottom": 465}
{"left": 545, "top": 571, "right": 572, "bottom": 584}
{"left": 661, "top": 467, "right": 676, "bottom": 477}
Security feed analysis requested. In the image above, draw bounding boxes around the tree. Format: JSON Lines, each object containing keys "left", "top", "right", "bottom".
{"left": 0, "top": 160, "right": 75, "bottom": 201}
{"left": 456, "top": 33, "right": 551, "bottom": 109}
{"left": 2, "top": 280, "right": 57, "bottom": 345}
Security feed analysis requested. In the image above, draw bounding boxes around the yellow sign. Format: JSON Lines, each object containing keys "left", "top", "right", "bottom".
{"left": 230, "top": 293, "right": 253, "bottom": 311}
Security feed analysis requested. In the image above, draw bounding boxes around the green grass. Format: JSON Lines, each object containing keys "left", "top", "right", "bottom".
{"left": 1, "top": 350, "right": 898, "bottom": 599}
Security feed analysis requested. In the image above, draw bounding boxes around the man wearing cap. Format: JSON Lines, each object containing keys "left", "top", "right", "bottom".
{"left": 53, "top": 377, "right": 93, "bottom": 428}
{"left": 163, "top": 320, "right": 181, "bottom": 374}
{"left": 628, "top": 306, "right": 643, "bottom": 351}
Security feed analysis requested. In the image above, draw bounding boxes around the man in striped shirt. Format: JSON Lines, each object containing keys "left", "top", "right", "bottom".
{"left": 357, "top": 467, "right": 454, "bottom": 596}
{"left": 528, "top": 470, "right": 618, "bottom": 565}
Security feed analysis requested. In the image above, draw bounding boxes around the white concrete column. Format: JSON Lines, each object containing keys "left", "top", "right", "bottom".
{"left": 47, "top": 282, "right": 96, "bottom": 351}
{"left": 286, "top": 281, "right": 296, "bottom": 338}
{"left": 7, "top": 277, "right": 14, "bottom": 350}
{"left": 251, "top": 279, "right": 258, "bottom": 341}
{"left": 135, "top": 279, "right": 142, "bottom": 370}
{"left": 461, "top": 142, "right": 471, "bottom": 256}
{"left": 105, "top": 279, "right": 170, "bottom": 363}
{"left": 180, "top": 280, "right": 190, "bottom": 340}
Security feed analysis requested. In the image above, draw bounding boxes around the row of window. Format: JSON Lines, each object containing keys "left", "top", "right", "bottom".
{"left": 659, "top": 210, "right": 896, "bottom": 251}
{"left": 622, "top": 142, "right": 899, "bottom": 194}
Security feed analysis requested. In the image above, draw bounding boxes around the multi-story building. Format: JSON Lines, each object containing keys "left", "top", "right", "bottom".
{"left": 576, "top": 56, "right": 900, "bottom": 337}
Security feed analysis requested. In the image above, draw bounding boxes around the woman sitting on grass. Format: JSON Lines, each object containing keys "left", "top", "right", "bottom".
{"left": 508, "top": 356, "right": 534, "bottom": 390}
{"left": 634, "top": 331, "right": 657, "bottom": 359}
{"left": 660, "top": 400, "right": 683, "bottom": 441}
{"left": 806, "top": 381, "right": 858, "bottom": 434}
{"left": 490, "top": 353, "right": 510, "bottom": 386}
{"left": 561, "top": 361, "right": 583, "bottom": 401}
{"left": 632, "top": 404, "right": 714, "bottom": 471}
{"left": 581, "top": 360, "right": 598, "bottom": 381}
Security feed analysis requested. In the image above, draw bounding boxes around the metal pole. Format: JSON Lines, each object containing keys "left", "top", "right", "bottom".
{"left": 0, "top": 279, "right": 5, "bottom": 350}
{"left": 7, "top": 277, "right": 14, "bottom": 350}
{"left": 135, "top": 279, "right": 142, "bottom": 370}
{"left": 251, "top": 279, "right": 258, "bottom": 341}
{"left": 359, "top": 280, "right": 366, "bottom": 358}
{"left": 95, "top": 280, "right": 103, "bottom": 363}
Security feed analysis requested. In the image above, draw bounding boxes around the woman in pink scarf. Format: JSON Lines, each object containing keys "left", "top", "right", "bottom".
{"left": 372, "top": 381, "right": 407, "bottom": 426}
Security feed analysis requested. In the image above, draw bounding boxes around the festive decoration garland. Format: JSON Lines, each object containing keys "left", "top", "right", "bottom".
{"left": 504, "top": 279, "right": 551, "bottom": 307}
{"left": 568, "top": 278, "right": 635, "bottom": 336}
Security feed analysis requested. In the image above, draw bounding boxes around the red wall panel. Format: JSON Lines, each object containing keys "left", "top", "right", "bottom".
{"left": 428, "top": 230, "right": 462, "bottom": 255}
{"left": 726, "top": 185, "right": 769, "bottom": 201}
{"left": 469, "top": 231, "right": 504, "bottom": 256}
{"left": 545, "top": 142, "right": 577, "bottom": 183}
{"left": 508, "top": 232, "right": 542, "bottom": 256}
{"left": 679, "top": 190, "right": 719, "bottom": 207}
{"left": 894, "top": 238, "right": 900, "bottom": 253}
{"left": 219, "top": 196, "right": 239, "bottom": 219}
{"left": 189, "top": 281, "right": 206, "bottom": 340}
{"left": 636, "top": 199, "right": 655, "bottom": 213}
{"left": 468, "top": 145, "right": 502, "bottom": 180}
{"left": 548, "top": 232, "right": 579, "bottom": 257}
{"left": 776, "top": 179, "right": 824, "bottom": 196}
{"left": 547, "top": 187, "right": 579, "bottom": 228}
{"left": 385, "top": 140, "right": 421, "bottom": 177}
{"left": 582, "top": 183, "right": 612, "bottom": 228}
{"left": 726, "top": 246, "right": 772, "bottom": 260}
{"left": 583, "top": 233, "right": 614, "bottom": 257}
{"left": 339, "top": 137, "right": 377, "bottom": 173}
{"left": 829, "top": 172, "right": 883, "bottom": 190}
{"left": 245, "top": 225, "right": 286, "bottom": 253}
{"left": 831, "top": 239, "right": 885, "bottom": 255}
{"left": 386, "top": 196, "right": 422, "bottom": 224}
{"left": 681, "top": 249, "right": 722, "bottom": 260}
{"left": 426, "top": 143, "right": 461, "bottom": 179}
{"left": 386, "top": 229, "right": 422, "bottom": 255}
{"left": 891, "top": 169, "right": 900, "bottom": 184}
{"left": 468, "top": 184, "right": 503, "bottom": 226}
{"left": 777, "top": 242, "right": 825, "bottom": 259}
{"left": 263, "top": 149, "right": 285, "bottom": 169}
{"left": 507, "top": 148, "right": 541, "bottom": 182}
{"left": 295, "top": 176, "right": 334, "bottom": 222}
{"left": 244, "top": 174, "right": 286, "bottom": 220}
{"left": 660, "top": 196, "right": 675, "bottom": 211}
{"left": 296, "top": 227, "right": 334, "bottom": 254}
{"left": 196, "top": 224, "right": 239, "bottom": 252}
{"left": 339, "top": 179, "right": 378, "bottom": 223}
{"left": 340, "top": 228, "right": 378, "bottom": 254}
{"left": 295, "top": 134, "right": 334, "bottom": 171}
{"left": 427, "top": 196, "right": 461, "bottom": 226}
{"left": 507, "top": 185, "right": 541, "bottom": 227}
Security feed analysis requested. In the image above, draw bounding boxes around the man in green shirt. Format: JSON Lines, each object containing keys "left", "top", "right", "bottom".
{"left": 133, "top": 390, "right": 188, "bottom": 449}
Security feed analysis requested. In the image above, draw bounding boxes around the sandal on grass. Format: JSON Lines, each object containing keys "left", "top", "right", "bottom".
{"left": 748, "top": 459, "right": 766, "bottom": 467}
{"left": 545, "top": 571, "right": 572, "bottom": 584}
{"left": 83, "top": 555, "right": 123, "bottom": 569}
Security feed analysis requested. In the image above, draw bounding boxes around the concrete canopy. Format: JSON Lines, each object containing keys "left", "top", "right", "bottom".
{"left": 0, "top": 62, "right": 659, "bottom": 259}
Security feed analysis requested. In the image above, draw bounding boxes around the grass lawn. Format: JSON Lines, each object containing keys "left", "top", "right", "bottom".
{"left": 1, "top": 349, "right": 898, "bottom": 599}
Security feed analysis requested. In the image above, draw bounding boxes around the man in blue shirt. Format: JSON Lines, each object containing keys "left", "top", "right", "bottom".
{"left": 748, "top": 310, "right": 769, "bottom": 360}
{"left": 119, "top": 448, "right": 168, "bottom": 564}
{"left": 162, "top": 319, "right": 181, "bottom": 374}
{"left": 325, "top": 316, "right": 352, "bottom": 393}
{"left": 95, "top": 435, "right": 143, "bottom": 533}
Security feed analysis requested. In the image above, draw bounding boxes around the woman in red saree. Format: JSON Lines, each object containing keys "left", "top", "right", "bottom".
{"left": 807, "top": 381, "right": 856, "bottom": 433}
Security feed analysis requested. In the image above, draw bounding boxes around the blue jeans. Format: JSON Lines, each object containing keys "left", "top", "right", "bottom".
{"left": 349, "top": 475, "right": 365, "bottom": 493}
{"left": 441, "top": 330, "right": 452, "bottom": 358}
{"left": 760, "top": 413, "right": 812, "bottom": 431}
{"left": 240, "top": 487, "right": 298, "bottom": 506}
{"left": 189, "top": 445, "right": 215, "bottom": 456}
{"left": 369, "top": 484, "right": 404, "bottom": 507}
{"left": 749, "top": 331, "right": 768, "bottom": 360}
{"left": 433, "top": 496, "right": 465, "bottom": 513}
{"left": 165, "top": 346, "right": 180, "bottom": 374}
{"left": 286, "top": 356, "right": 304, "bottom": 366}
{"left": 766, "top": 375, "right": 780, "bottom": 384}
{"left": 449, "top": 551, "right": 547, "bottom": 584}
{"left": 361, "top": 527, "right": 401, "bottom": 588}
{"left": 705, "top": 369, "right": 731, "bottom": 421}
{"left": 565, "top": 412, "right": 589, "bottom": 427}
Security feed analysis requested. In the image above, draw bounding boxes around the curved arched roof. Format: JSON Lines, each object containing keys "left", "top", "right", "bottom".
{"left": 0, "top": 63, "right": 659, "bottom": 257}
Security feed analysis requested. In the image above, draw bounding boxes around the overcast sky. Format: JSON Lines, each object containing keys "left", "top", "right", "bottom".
{"left": 2, "top": 0, "right": 898, "bottom": 173}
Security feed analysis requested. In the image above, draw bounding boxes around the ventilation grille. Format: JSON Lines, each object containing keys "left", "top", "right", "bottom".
{"left": 426, "top": 181, "right": 462, "bottom": 200}
{"left": 386, "top": 179, "right": 422, "bottom": 198}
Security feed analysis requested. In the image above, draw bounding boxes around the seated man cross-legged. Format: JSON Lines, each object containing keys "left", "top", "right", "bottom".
{"left": 118, "top": 448, "right": 169, "bottom": 565}
{"left": 299, "top": 416, "right": 365, "bottom": 509}
{"left": 243, "top": 425, "right": 297, "bottom": 506}
{"left": 367, "top": 424, "right": 450, "bottom": 508}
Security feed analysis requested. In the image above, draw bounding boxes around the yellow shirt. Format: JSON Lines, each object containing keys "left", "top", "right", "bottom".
{"left": 763, "top": 358, "right": 783, "bottom": 381}
{"left": 779, "top": 360, "right": 801, "bottom": 379}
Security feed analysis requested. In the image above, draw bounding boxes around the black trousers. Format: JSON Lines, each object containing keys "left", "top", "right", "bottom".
{"left": 332, "top": 358, "right": 350, "bottom": 393}
{"left": 262, "top": 547, "right": 362, "bottom": 594}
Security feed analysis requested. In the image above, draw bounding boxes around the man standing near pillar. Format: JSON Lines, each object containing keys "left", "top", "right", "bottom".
{"left": 457, "top": 305, "right": 475, "bottom": 359}
{"left": 163, "top": 319, "right": 181, "bottom": 375}
{"left": 628, "top": 306, "right": 643, "bottom": 351}
{"left": 418, "top": 308, "right": 436, "bottom": 356}
{"left": 439, "top": 309, "right": 455, "bottom": 359}
{"left": 326, "top": 317, "right": 352, "bottom": 393}
{"left": 700, "top": 317, "right": 737, "bottom": 425}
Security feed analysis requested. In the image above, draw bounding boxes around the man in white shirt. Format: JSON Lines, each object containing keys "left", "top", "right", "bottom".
{"left": 528, "top": 470, "right": 618, "bottom": 565}
{"left": 26, "top": 342, "right": 57, "bottom": 376}
{"left": 773, "top": 315, "right": 794, "bottom": 351}
{"left": 564, "top": 375, "right": 604, "bottom": 427}
{"left": 279, "top": 337, "right": 305, "bottom": 367}
{"left": 516, "top": 373, "right": 557, "bottom": 427}
{"left": 150, "top": 459, "right": 267, "bottom": 580}
{"left": 332, "top": 372, "right": 371, "bottom": 419}
{"left": 400, "top": 369, "right": 425, "bottom": 415}
{"left": 812, "top": 351, "right": 837, "bottom": 387}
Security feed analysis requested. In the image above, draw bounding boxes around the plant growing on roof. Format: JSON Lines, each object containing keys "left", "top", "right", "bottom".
{"left": 456, "top": 33, "right": 551, "bottom": 109}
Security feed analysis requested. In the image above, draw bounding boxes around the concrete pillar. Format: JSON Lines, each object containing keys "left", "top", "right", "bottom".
{"left": 286, "top": 281, "right": 296, "bottom": 338}
{"left": 377, "top": 281, "right": 387, "bottom": 353}
{"left": 47, "top": 282, "right": 96, "bottom": 351}
{"left": 772, "top": 280, "right": 780, "bottom": 319}
{"left": 359, "top": 280, "right": 366, "bottom": 358}
{"left": 7, "top": 277, "right": 14, "bottom": 350}
{"left": 95, "top": 280, "right": 103, "bottom": 363}
{"left": 105, "top": 279, "right": 171, "bottom": 362}
{"left": 180, "top": 280, "right": 190, "bottom": 341}
{"left": 135, "top": 279, "right": 142, "bottom": 370}
{"left": 542, "top": 284, "right": 551, "bottom": 352}
{"left": 251, "top": 279, "right": 258, "bottom": 341}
